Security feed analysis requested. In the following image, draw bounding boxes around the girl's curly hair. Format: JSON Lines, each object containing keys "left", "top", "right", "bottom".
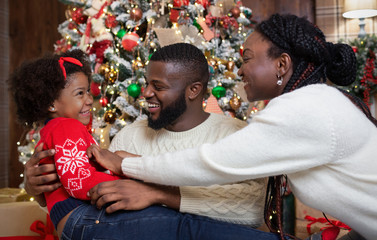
{"left": 8, "top": 49, "right": 92, "bottom": 126}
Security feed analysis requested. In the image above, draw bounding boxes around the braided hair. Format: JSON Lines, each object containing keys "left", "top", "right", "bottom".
{"left": 255, "top": 14, "right": 377, "bottom": 239}
{"left": 8, "top": 49, "right": 91, "bottom": 127}
{"left": 150, "top": 43, "right": 209, "bottom": 92}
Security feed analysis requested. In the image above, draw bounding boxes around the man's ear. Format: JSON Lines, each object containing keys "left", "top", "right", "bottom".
{"left": 186, "top": 82, "right": 203, "bottom": 100}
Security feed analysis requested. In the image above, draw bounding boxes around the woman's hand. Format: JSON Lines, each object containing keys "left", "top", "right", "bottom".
{"left": 87, "top": 145, "right": 141, "bottom": 175}
{"left": 114, "top": 150, "right": 141, "bottom": 159}
{"left": 24, "top": 143, "right": 61, "bottom": 206}
{"left": 87, "top": 145, "right": 122, "bottom": 175}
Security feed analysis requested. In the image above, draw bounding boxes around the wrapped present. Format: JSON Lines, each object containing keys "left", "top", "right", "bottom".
{"left": 0, "top": 188, "right": 32, "bottom": 203}
{"left": 295, "top": 198, "right": 351, "bottom": 239}
{"left": 0, "top": 201, "right": 57, "bottom": 238}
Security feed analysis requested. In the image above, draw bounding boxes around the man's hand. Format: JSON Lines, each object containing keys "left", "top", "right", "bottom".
{"left": 24, "top": 143, "right": 61, "bottom": 207}
{"left": 87, "top": 145, "right": 140, "bottom": 175}
{"left": 88, "top": 179, "right": 180, "bottom": 214}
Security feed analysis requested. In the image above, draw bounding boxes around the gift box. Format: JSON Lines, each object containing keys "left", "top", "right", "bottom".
{"left": 295, "top": 198, "right": 350, "bottom": 239}
{"left": 0, "top": 188, "right": 32, "bottom": 203}
{"left": 0, "top": 201, "right": 57, "bottom": 238}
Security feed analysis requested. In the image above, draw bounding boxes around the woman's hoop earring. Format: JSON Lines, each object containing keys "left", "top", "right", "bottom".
{"left": 277, "top": 74, "right": 283, "bottom": 85}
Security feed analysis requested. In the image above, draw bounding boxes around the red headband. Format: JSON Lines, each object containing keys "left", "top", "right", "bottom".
{"left": 58, "top": 57, "right": 83, "bottom": 80}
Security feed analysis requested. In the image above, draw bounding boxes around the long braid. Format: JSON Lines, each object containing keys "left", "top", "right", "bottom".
{"left": 264, "top": 176, "right": 280, "bottom": 235}
{"left": 274, "top": 176, "right": 284, "bottom": 239}
{"left": 254, "top": 14, "right": 369, "bottom": 240}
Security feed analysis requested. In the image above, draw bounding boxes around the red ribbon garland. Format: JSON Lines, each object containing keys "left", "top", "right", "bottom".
{"left": 360, "top": 57, "right": 377, "bottom": 107}
{"left": 84, "top": 1, "right": 109, "bottom": 40}
{"left": 304, "top": 215, "right": 351, "bottom": 235}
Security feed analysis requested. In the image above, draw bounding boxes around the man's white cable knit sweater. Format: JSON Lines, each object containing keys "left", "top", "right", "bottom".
{"left": 120, "top": 84, "right": 377, "bottom": 240}
{"left": 109, "top": 113, "right": 266, "bottom": 227}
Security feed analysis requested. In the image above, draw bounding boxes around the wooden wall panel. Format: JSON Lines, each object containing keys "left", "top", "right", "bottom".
{"left": 242, "top": 0, "right": 315, "bottom": 23}
{"left": 0, "top": 1, "right": 9, "bottom": 188}
{"left": 8, "top": 0, "right": 66, "bottom": 187}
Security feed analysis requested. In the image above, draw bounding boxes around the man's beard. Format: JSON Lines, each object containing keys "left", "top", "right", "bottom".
{"left": 147, "top": 92, "right": 187, "bottom": 130}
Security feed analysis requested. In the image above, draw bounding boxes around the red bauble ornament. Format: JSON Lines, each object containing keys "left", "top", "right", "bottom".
{"left": 68, "top": 22, "right": 76, "bottom": 30}
{"left": 171, "top": 0, "right": 189, "bottom": 22}
{"left": 86, "top": 112, "right": 93, "bottom": 134}
{"left": 90, "top": 82, "right": 101, "bottom": 97}
{"left": 130, "top": 8, "right": 143, "bottom": 21}
{"left": 170, "top": 9, "right": 180, "bottom": 23}
{"left": 173, "top": 0, "right": 189, "bottom": 7}
{"left": 229, "top": 6, "right": 241, "bottom": 18}
{"left": 122, "top": 32, "right": 139, "bottom": 51}
{"left": 71, "top": 8, "right": 88, "bottom": 24}
{"left": 195, "top": 0, "right": 209, "bottom": 9}
{"left": 321, "top": 227, "right": 340, "bottom": 240}
{"left": 105, "top": 15, "right": 118, "bottom": 28}
{"left": 100, "top": 97, "right": 109, "bottom": 107}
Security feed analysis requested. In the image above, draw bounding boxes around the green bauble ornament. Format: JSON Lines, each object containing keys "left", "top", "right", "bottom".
{"left": 148, "top": 53, "right": 153, "bottom": 61}
{"left": 212, "top": 85, "right": 226, "bottom": 99}
{"left": 127, "top": 83, "right": 141, "bottom": 98}
{"left": 193, "top": 19, "right": 202, "bottom": 31}
{"left": 116, "top": 29, "right": 126, "bottom": 39}
{"left": 243, "top": 9, "right": 252, "bottom": 19}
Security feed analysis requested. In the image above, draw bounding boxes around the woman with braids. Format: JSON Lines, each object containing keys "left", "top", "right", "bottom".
{"left": 89, "top": 14, "right": 377, "bottom": 240}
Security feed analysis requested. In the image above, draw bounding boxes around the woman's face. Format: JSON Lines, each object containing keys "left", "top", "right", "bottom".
{"left": 238, "top": 32, "right": 286, "bottom": 102}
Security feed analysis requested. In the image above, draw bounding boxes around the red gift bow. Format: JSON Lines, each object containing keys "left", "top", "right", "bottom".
{"left": 0, "top": 215, "right": 57, "bottom": 240}
{"left": 29, "top": 215, "right": 58, "bottom": 240}
{"left": 304, "top": 215, "right": 351, "bottom": 235}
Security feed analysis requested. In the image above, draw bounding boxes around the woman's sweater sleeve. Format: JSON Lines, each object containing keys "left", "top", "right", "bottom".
{"left": 121, "top": 90, "right": 337, "bottom": 186}
{"left": 48, "top": 119, "right": 122, "bottom": 200}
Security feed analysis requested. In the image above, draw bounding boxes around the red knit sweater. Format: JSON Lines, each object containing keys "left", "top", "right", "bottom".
{"left": 37, "top": 117, "right": 122, "bottom": 213}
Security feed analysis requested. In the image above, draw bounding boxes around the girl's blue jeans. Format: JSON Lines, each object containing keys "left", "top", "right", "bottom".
{"left": 60, "top": 204, "right": 280, "bottom": 240}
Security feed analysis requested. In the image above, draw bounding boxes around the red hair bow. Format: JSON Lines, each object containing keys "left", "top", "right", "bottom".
{"left": 58, "top": 57, "right": 83, "bottom": 80}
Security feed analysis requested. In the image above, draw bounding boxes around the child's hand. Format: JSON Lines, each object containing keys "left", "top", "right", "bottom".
{"left": 87, "top": 145, "right": 123, "bottom": 175}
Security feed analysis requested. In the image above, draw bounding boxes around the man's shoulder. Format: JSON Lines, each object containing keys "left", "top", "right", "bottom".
{"left": 116, "top": 118, "right": 149, "bottom": 135}
{"left": 209, "top": 113, "right": 247, "bottom": 129}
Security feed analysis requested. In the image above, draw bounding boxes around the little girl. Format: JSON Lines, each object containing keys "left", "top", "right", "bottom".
{"left": 8, "top": 49, "right": 123, "bottom": 238}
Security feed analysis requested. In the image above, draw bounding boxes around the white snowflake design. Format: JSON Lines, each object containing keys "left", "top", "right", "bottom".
{"left": 66, "top": 168, "right": 91, "bottom": 197}
{"left": 55, "top": 138, "right": 89, "bottom": 175}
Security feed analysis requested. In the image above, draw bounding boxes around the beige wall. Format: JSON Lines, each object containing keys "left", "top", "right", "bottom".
{"left": 316, "top": 0, "right": 377, "bottom": 42}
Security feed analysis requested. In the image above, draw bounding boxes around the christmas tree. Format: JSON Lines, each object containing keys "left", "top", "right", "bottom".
{"left": 53, "top": 0, "right": 258, "bottom": 147}
{"left": 17, "top": 0, "right": 259, "bottom": 182}
{"left": 341, "top": 35, "right": 377, "bottom": 108}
